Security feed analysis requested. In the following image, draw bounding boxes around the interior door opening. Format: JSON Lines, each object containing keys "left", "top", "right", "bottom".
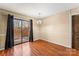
{"left": 14, "top": 19, "right": 30, "bottom": 45}
{"left": 72, "top": 15, "right": 79, "bottom": 50}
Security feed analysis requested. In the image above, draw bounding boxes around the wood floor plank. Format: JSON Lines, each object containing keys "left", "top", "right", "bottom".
{"left": 0, "top": 39, "right": 79, "bottom": 56}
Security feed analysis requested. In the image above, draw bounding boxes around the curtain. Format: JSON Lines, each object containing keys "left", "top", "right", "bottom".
{"left": 5, "top": 14, "right": 14, "bottom": 49}
{"left": 29, "top": 19, "right": 33, "bottom": 42}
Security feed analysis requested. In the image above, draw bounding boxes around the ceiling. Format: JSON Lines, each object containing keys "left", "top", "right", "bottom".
{"left": 0, "top": 3, "right": 79, "bottom": 18}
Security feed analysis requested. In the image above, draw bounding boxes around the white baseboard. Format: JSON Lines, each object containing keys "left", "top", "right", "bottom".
{"left": 0, "top": 48, "right": 5, "bottom": 51}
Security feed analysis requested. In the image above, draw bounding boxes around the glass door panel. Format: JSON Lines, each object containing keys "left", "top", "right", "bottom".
{"left": 22, "top": 21, "right": 29, "bottom": 43}
{"left": 14, "top": 20, "right": 22, "bottom": 45}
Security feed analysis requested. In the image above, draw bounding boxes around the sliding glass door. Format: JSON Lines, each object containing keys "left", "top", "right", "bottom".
{"left": 14, "top": 19, "right": 29, "bottom": 45}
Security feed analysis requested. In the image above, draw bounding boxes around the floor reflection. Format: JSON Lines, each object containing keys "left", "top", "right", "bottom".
{"left": 0, "top": 42, "right": 31, "bottom": 56}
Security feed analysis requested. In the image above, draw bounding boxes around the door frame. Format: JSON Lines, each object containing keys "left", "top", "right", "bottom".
{"left": 68, "top": 11, "right": 79, "bottom": 48}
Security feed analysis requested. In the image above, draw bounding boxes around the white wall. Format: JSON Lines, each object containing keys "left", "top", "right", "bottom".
{"left": 0, "top": 14, "right": 7, "bottom": 50}
{"left": 40, "top": 11, "right": 72, "bottom": 48}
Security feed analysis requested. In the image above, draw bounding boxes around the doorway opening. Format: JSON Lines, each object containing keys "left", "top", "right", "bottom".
{"left": 72, "top": 15, "right": 79, "bottom": 50}
{"left": 14, "top": 19, "right": 30, "bottom": 45}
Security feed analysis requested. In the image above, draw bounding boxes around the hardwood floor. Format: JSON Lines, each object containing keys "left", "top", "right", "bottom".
{"left": 0, "top": 40, "right": 79, "bottom": 56}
